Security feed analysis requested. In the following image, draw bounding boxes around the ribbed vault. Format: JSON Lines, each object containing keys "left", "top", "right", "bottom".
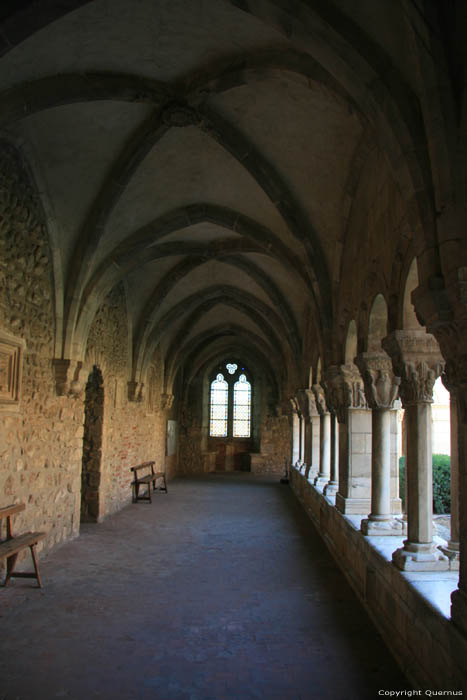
{"left": 0, "top": 0, "right": 440, "bottom": 405}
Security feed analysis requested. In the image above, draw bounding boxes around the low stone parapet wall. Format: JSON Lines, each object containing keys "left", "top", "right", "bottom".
{"left": 290, "top": 467, "right": 467, "bottom": 692}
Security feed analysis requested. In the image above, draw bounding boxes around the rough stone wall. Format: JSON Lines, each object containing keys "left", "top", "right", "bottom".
{"left": 178, "top": 419, "right": 208, "bottom": 475}
{"left": 0, "top": 141, "right": 83, "bottom": 558}
{"left": 84, "top": 285, "right": 167, "bottom": 518}
{"left": 178, "top": 411, "right": 289, "bottom": 475}
{"left": 252, "top": 413, "right": 290, "bottom": 475}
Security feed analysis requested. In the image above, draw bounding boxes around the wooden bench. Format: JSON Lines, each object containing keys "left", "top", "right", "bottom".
{"left": 130, "top": 462, "right": 167, "bottom": 503}
{"left": 0, "top": 504, "right": 46, "bottom": 588}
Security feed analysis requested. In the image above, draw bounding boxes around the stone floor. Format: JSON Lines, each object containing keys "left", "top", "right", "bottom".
{"left": 0, "top": 473, "right": 410, "bottom": 700}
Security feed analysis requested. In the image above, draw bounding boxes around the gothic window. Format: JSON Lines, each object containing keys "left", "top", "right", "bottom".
{"left": 209, "top": 363, "right": 252, "bottom": 438}
{"left": 210, "top": 373, "right": 228, "bottom": 437}
{"left": 233, "top": 375, "right": 251, "bottom": 437}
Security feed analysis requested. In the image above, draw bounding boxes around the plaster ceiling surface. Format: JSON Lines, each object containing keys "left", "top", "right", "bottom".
{"left": 180, "top": 304, "right": 271, "bottom": 346}
{"left": 155, "top": 222, "right": 243, "bottom": 246}
{"left": 104, "top": 125, "right": 296, "bottom": 255}
{"left": 6, "top": 102, "right": 154, "bottom": 271}
{"left": 156, "top": 304, "right": 273, "bottom": 364}
{"left": 150, "top": 260, "right": 274, "bottom": 317}
{"left": 0, "top": 0, "right": 390, "bottom": 388}
{"left": 124, "top": 256, "right": 186, "bottom": 319}
{"left": 246, "top": 253, "right": 310, "bottom": 320}
{"left": 0, "top": 0, "right": 287, "bottom": 90}
{"left": 209, "top": 73, "right": 363, "bottom": 265}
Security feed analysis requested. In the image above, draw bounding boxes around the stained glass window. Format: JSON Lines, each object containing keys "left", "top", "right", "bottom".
{"left": 209, "top": 364, "right": 252, "bottom": 438}
{"left": 233, "top": 374, "right": 251, "bottom": 437}
{"left": 210, "top": 373, "right": 228, "bottom": 437}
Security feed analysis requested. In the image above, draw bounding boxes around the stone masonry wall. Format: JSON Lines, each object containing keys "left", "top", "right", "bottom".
{"left": 178, "top": 411, "right": 289, "bottom": 475}
{"left": 0, "top": 141, "right": 83, "bottom": 563}
{"left": 252, "top": 413, "right": 290, "bottom": 475}
{"left": 0, "top": 141, "right": 169, "bottom": 575}
{"left": 84, "top": 284, "right": 167, "bottom": 518}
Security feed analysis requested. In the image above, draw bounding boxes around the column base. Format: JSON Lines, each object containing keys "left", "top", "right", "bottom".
{"left": 392, "top": 541, "right": 449, "bottom": 571}
{"left": 439, "top": 542, "right": 460, "bottom": 571}
{"left": 323, "top": 481, "right": 338, "bottom": 498}
{"left": 314, "top": 475, "right": 329, "bottom": 491}
{"left": 335, "top": 493, "right": 371, "bottom": 515}
{"left": 451, "top": 588, "right": 467, "bottom": 636}
{"left": 361, "top": 517, "right": 404, "bottom": 536}
{"left": 394, "top": 516, "right": 407, "bottom": 535}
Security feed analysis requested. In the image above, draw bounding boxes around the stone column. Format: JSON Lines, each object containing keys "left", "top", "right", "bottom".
{"left": 312, "top": 384, "right": 330, "bottom": 490}
{"left": 328, "top": 364, "right": 372, "bottom": 515}
{"left": 438, "top": 374, "right": 460, "bottom": 568}
{"left": 307, "top": 391, "right": 320, "bottom": 480}
{"left": 290, "top": 398, "right": 300, "bottom": 468}
{"left": 324, "top": 412, "right": 339, "bottom": 501}
{"left": 300, "top": 413, "right": 306, "bottom": 470}
{"left": 297, "top": 389, "right": 316, "bottom": 478}
{"left": 411, "top": 272, "right": 467, "bottom": 632}
{"left": 383, "top": 330, "right": 449, "bottom": 570}
{"left": 355, "top": 352, "right": 403, "bottom": 535}
{"left": 450, "top": 368, "right": 467, "bottom": 633}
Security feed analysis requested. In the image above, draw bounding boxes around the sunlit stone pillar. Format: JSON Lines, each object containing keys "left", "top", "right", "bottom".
{"left": 451, "top": 378, "right": 467, "bottom": 633}
{"left": 331, "top": 364, "right": 372, "bottom": 515}
{"left": 312, "top": 384, "right": 330, "bottom": 490}
{"left": 439, "top": 374, "right": 460, "bottom": 568}
{"left": 297, "top": 389, "right": 316, "bottom": 479}
{"left": 383, "top": 331, "right": 449, "bottom": 570}
{"left": 308, "top": 393, "right": 320, "bottom": 480}
{"left": 356, "top": 352, "right": 403, "bottom": 535}
{"left": 324, "top": 412, "right": 339, "bottom": 501}
{"left": 290, "top": 399, "right": 300, "bottom": 468}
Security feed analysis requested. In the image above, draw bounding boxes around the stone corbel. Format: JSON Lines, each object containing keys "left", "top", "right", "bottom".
{"left": 128, "top": 381, "right": 145, "bottom": 402}
{"left": 311, "top": 384, "right": 327, "bottom": 416}
{"left": 288, "top": 396, "right": 300, "bottom": 417}
{"left": 52, "top": 359, "right": 85, "bottom": 397}
{"left": 161, "top": 393, "right": 174, "bottom": 411}
{"left": 296, "top": 389, "right": 314, "bottom": 420}
{"left": 355, "top": 352, "right": 400, "bottom": 410}
{"left": 382, "top": 330, "right": 444, "bottom": 405}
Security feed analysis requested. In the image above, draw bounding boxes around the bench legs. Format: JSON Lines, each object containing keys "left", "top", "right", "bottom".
{"left": 3, "top": 545, "right": 43, "bottom": 588}
{"left": 151, "top": 475, "right": 168, "bottom": 495}
{"left": 132, "top": 481, "right": 153, "bottom": 503}
{"left": 132, "top": 475, "right": 168, "bottom": 503}
{"left": 158, "top": 474, "right": 168, "bottom": 494}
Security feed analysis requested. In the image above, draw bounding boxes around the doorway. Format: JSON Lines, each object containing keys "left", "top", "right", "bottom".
{"left": 80, "top": 366, "right": 104, "bottom": 523}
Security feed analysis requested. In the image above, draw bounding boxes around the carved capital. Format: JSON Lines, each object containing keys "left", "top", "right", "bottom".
{"left": 305, "top": 388, "right": 319, "bottom": 418}
{"left": 295, "top": 388, "right": 317, "bottom": 420}
{"left": 382, "top": 330, "right": 444, "bottom": 405}
{"left": 324, "top": 364, "right": 367, "bottom": 423}
{"left": 53, "top": 359, "right": 85, "bottom": 397}
{"left": 355, "top": 352, "right": 400, "bottom": 410}
{"left": 444, "top": 355, "right": 467, "bottom": 423}
{"left": 161, "top": 393, "right": 174, "bottom": 411}
{"left": 311, "top": 383, "right": 327, "bottom": 416}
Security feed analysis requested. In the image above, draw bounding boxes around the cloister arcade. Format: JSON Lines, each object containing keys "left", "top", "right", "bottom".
{"left": 1, "top": 0, "right": 467, "bottom": 691}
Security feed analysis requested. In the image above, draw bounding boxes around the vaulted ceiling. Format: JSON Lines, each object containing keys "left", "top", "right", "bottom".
{"left": 0, "top": 0, "right": 428, "bottom": 395}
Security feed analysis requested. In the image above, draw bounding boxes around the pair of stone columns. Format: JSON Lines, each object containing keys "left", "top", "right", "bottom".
{"left": 381, "top": 331, "right": 449, "bottom": 570}
{"left": 326, "top": 331, "right": 453, "bottom": 571}
{"left": 354, "top": 351, "right": 403, "bottom": 536}
{"left": 311, "top": 383, "right": 338, "bottom": 500}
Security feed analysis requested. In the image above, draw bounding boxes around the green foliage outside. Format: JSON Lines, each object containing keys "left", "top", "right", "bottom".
{"left": 399, "top": 454, "right": 451, "bottom": 514}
